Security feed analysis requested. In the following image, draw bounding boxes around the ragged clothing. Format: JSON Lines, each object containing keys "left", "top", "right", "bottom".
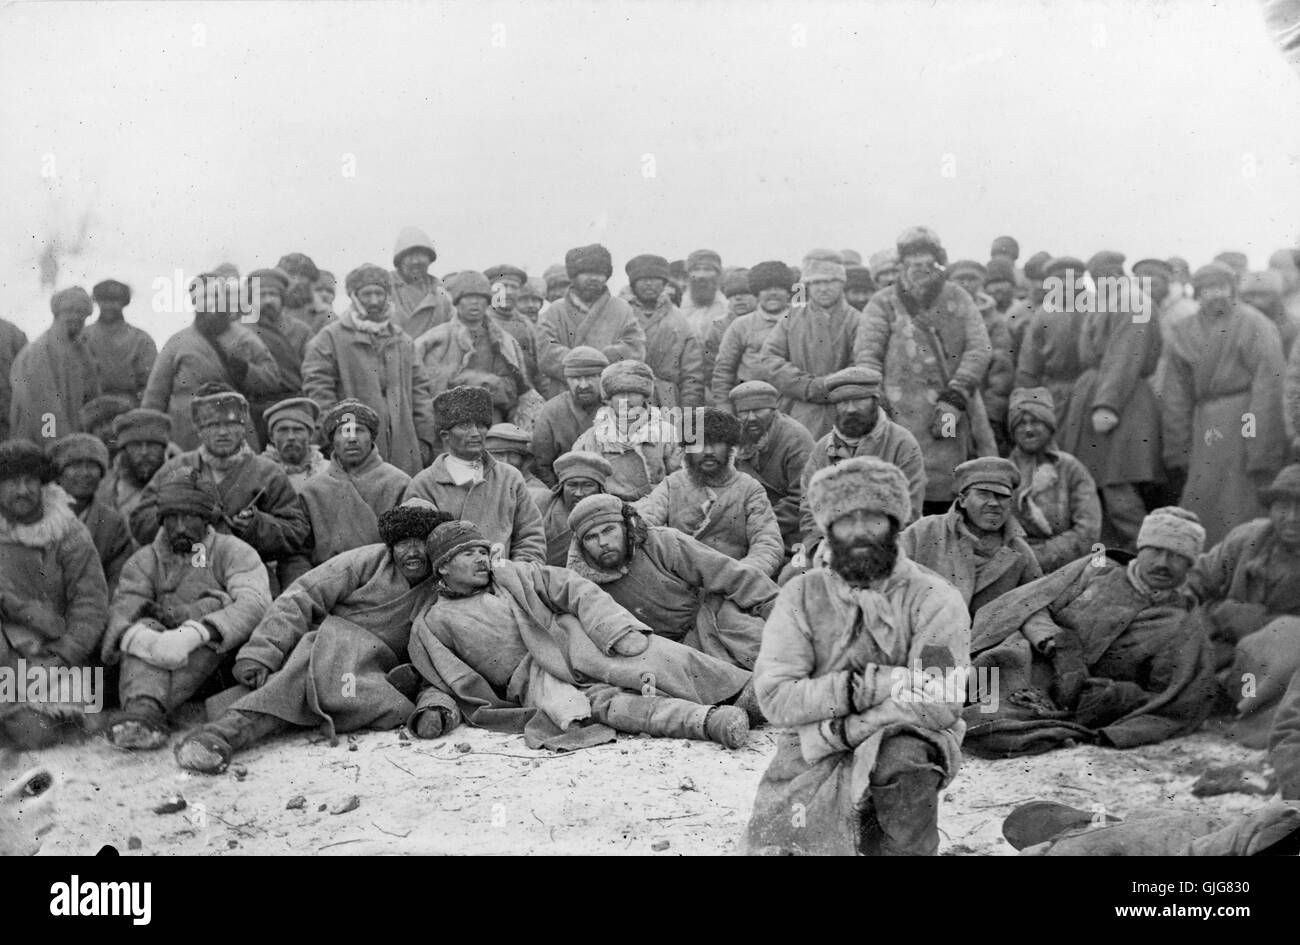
{"left": 300, "top": 449, "right": 411, "bottom": 566}
{"left": 900, "top": 506, "right": 1042, "bottom": 615}
{"left": 734, "top": 413, "right": 815, "bottom": 553}
{"left": 1009, "top": 445, "right": 1103, "bottom": 573}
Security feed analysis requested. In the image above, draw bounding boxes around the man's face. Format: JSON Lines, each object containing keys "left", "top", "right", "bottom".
{"left": 516, "top": 294, "right": 542, "bottom": 319}
{"left": 194, "top": 310, "right": 229, "bottom": 337}
{"left": 332, "top": 422, "right": 374, "bottom": 470}
{"left": 902, "top": 252, "right": 940, "bottom": 292}
{"left": 567, "top": 372, "right": 602, "bottom": 407}
{"left": 737, "top": 406, "right": 776, "bottom": 444}
{"left": 572, "top": 273, "right": 608, "bottom": 305}
{"left": 1269, "top": 498, "right": 1300, "bottom": 550}
{"left": 312, "top": 283, "right": 336, "bottom": 311}
{"left": 0, "top": 473, "right": 43, "bottom": 524}
{"left": 845, "top": 288, "right": 872, "bottom": 311}
{"left": 488, "top": 448, "right": 526, "bottom": 471}
{"left": 1197, "top": 283, "right": 1235, "bottom": 319}
{"left": 758, "top": 287, "right": 791, "bottom": 314}
{"left": 581, "top": 521, "right": 627, "bottom": 570}
{"left": 123, "top": 441, "right": 166, "bottom": 484}
{"left": 441, "top": 421, "right": 487, "bottom": 460}
{"left": 439, "top": 544, "right": 492, "bottom": 592}
{"left": 356, "top": 285, "right": 389, "bottom": 320}
{"left": 728, "top": 292, "right": 757, "bottom": 317}
{"left": 560, "top": 477, "right": 601, "bottom": 511}
{"left": 1140, "top": 273, "right": 1170, "bottom": 306}
{"left": 56, "top": 308, "right": 90, "bottom": 339}
{"left": 393, "top": 537, "right": 432, "bottom": 584}
{"left": 457, "top": 294, "right": 489, "bottom": 323}
{"left": 270, "top": 420, "right": 312, "bottom": 465}
{"left": 256, "top": 284, "right": 284, "bottom": 319}
{"left": 632, "top": 277, "right": 665, "bottom": 306}
{"left": 1012, "top": 416, "right": 1052, "bottom": 454}
{"left": 827, "top": 510, "right": 898, "bottom": 584}
{"left": 491, "top": 279, "right": 520, "bottom": 313}
{"left": 688, "top": 268, "right": 720, "bottom": 300}
{"left": 162, "top": 511, "right": 208, "bottom": 555}
{"left": 685, "top": 442, "right": 731, "bottom": 482}
{"left": 833, "top": 397, "right": 879, "bottom": 438}
{"left": 807, "top": 278, "right": 844, "bottom": 309}
{"left": 986, "top": 279, "right": 1015, "bottom": 310}
{"left": 197, "top": 416, "right": 246, "bottom": 458}
{"left": 876, "top": 268, "right": 900, "bottom": 288}
{"left": 90, "top": 420, "right": 118, "bottom": 453}
{"left": 952, "top": 273, "right": 983, "bottom": 298}
{"left": 398, "top": 251, "right": 433, "bottom": 283}
{"left": 546, "top": 280, "right": 570, "bottom": 302}
{"left": 57, "top": 460, "right": 102, "bottom": 502}
{"left": 960, "top": 486, "right": 1011, "bottom": 532}
{"left": 1135, "top": 545, "right": 1192, "bottom": 591}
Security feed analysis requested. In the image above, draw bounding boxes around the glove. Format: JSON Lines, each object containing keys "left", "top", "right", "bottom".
{"left": 233, "top": 658, "right": 270, "bottom": 690}
{"left": 805, "top": 377, "right": 830, "bottom": 404}
{"left": 412, "top": 706, "right": 453, "bottom": 740}
{"left": 611, "top": 631, "right": 650, "bottom": 657}
{"left": 120, "top": 622, "right": 166, "bottom": 662}
{"left": 1091, "top": 407, "right": 1120, "bottom": 435}
{"left": 149, "top": 622, "right": 210, "bottom": 671}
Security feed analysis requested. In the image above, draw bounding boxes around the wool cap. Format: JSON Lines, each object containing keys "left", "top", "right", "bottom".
{"left": 79, "top": 394, "right": 136, "bottom": 432}
{"left": 1023, "top": 251, "right": 1053, "bottom": 281}
{"left": 321, "top": 398, "right": 380, "bottom": 440}
{"left": 825, "top": 366, "right": 883, "bottom": 403}
{"left": 625, "top": 254, "right": 671, "bottom": 284}
{"left": 566, "top": 244, "right": 614, "bottom": 280}
{"left": 1136, "top": 507, "right": 1206, "bottom": 561}
{"left": 729, "top": 380, "right": 780, "bottom": 413}
{"left": 554, "top": 451, "right": 613, "bottom": 488}
{"left": 263, "top": 397, "right": 319, "bottom": 433}
{"left": 247, "top": 267, "right": 290, "bottom": 294}
{"left": 0, "top": 439, "right": 55, "bottom": 484}
{"left": 427, "top": 520, "right": 492, "bottom": 572}
{"left": 113, "top": 408, "right": 172, "bottom": 447}
{"left": 721, "top": 269, "right": 753, "bottom": 297}
{"left": 697, "top": 408, "right": 741, "bottom": 447}
{"left": 1260, "top": 465, "right": 1300, "bottom": 505}
{"left": 433, "top": 385, "right": 494, "bottom": 432}
{"left": 392, "top": 226, "right": 438, "bottom": 267}
{"left": 1087, "top": 250, "right": 1126, "bottom": 275}
{"left": 276, "top": 253, "right": 319, "bottom": 281}
{"left": 1007, "top": 387, "right": 1057, "bottom": 432}
{"left": 802, "top": 248, "right": 846, "bottom": 283}
{"left": 748, "top": 260, "right": 793, "bottom": 295}
{"left": 190, "top": 383, "right": 248, "bottom": 424}
{"left": 484, "top": 423, "right": 532, "bottom": 454}
{"left": 1132, "top": 258, "right": 1174, "bottom": 279}
{"left": 485, "top": 264, "right": 528, "bottom": 287}
{"left": 156, "top": 468, "right": 222, "bottom": 523}
{"left": 808, "top": 456, "right": 911, "bottom": 531}
{"left": 378, "top": 498, "right": 451, "bottom": 547}
{"left": 896, "top": 227, "right": 948, "bottom": 266}
{"left": 448, "top": 271, "right": 493, "bottom": 303}
{"left": 519, "top": 277, "right": 546, "bottom": 301}
{"left": 1192, "top": 262, "right": 1237, "bottom": 293}
{"left": 345, "top": 264, "right": 392, "bottom": 295}
{"left": 92, "top": 279, "right": 131, "bottom": 305}
{"left": 567, "top": 493, "right": 626, "bottom": 539}
{"left": 868, "top": 249, "right": 901, "bottom": 278}
{"left": 955, "top": 456, "right": 1020, "bottom": 496}
{"left": 600, "top": 359, "right": 655, "bottom": 399}
{"left": 985, "top": 258, "right": 1017, "bottom": 285}
{"left": 841, "top": 250, "right": 863, "bottom": 266}
{"left": 686, "top": 249, "right": 723, "bottom": 274}
{"left": 948, "top": 260, "right": 987, "bottom": 281}
{"left": 562, "top": 345, "right": 610, "bottom": 377}
{"left": 51, "top": 287, "right": 93, "bottom": 316}
{"left": 543, "top": 263, "right": 571, "bottom": 288}
{"left": 49, "top": 433, "right": 109, "bottom": 474}
{"left": 1043, "top": 256, "right": 1087, "bottom": 279}
{"left": 991, "top": 236, "right": 1021, "bottom": 260}
{"left": 844, "top": 266, "right": 876, "bottom": 293}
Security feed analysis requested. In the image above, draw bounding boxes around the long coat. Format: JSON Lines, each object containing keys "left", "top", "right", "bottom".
{"left": 142, "top": 323, "right": 282, "bottom": 451}
{"left": 414, "top": 314, "right": 531, "bottom": 405}
{"left": 301, "top": 308, "right": 437, "bottom": 477}
{"left": 78, "top": 495, "right": 134, "bottom": 593}
{"left": 1163, "top": 304, "right": 1286, "bottom": 546}
{"left": 8, "top": 327, "right": 101, "bottom": 444}
{"left": 389, "top": 273, "right": 453, "bottom": 341}
{"left": 743, "top": 555, "right": 969, "bottom": 856}
{"left": 1008, "top": 445, "right": 1103, "bottom": 573}
{"left": 530, "top": 392, "right": 599, "bottom": 487}
{"left": 536, "top": 292, "right": 646, "bottom": 398}
{"left": 758, "top": 297, "right": 861, "bottom": 440}
{"left": 635, "top": 466, "right": 785, "bottom": 575}
{"left": 1015, "top": 304, "right": 1087, "bottom": 431}
{"left": 734, "top": 412, "right": 815, "bottom": 552}
{"left": 82, "top": 319, "right": 157, "bottom": 402}
{"left": 0, "top": 317, "right": 27, "bottom": 440}
{"left": 633, "top": 299, "right": 705, "bottom": 411}
{"left": 710, "top": 307, "right": 782, "bottom": 405}
{"left": 300, "top": 449, "right": 411, "bottom": 566}
{"left": 855, "top": 282, "right": 995, "bottom": 501}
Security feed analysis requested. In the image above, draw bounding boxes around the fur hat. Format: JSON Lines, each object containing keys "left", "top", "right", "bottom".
{"left": 721, "top": 269, "right": 753, "bottom": 297}
{"left": 985, "top": 258, "right": 1017, "bottom": 285}
{"left": 190, "top": 382, "right": 248, "bottom": 424}
{"left": 50, "top": 287, "right": 93, "bottom": 316}
{"left": 113, "top": 408, "right": 172, "bottom": 447}
{"left": 345, "top": 264, "right": 392, "bottom": 296}
{"left": 48, "top": 433, "right": 109, "bottom": 474}
{"left": 1008, "top": 387, "right": 1056, "bottom": 432}
{"left": 247, "top": 267, "right": 290, "bottom": 294}
{"left": 1023, "top": 252, "right": 1053, "bottom": 281}
{"left": 808, "top": 456, "right": 911, "bottom": 532}
{"left": 562, "top": 346, "right": 609, "bottom": 377}
{"left": 868, "top": 249, "right": 901, "bottom": 279}
{"left": 433, "top": 385, "right": 494, "bottom": 432}
{"left": 427, "top": 520, "right": 492, "bottom": 572}
{"left": 844, "top": 266, "right": 875, "bottom": 293}
{"left": 156, "top": 467, "right": 222, "bottom": 523}
{"left": 841, "top": 250, "right": 863, "bottom": 266}
{"left": 448, "top": 271, "right": 493, "bottom": 303}
{"left": 262, "top": 397, "right": 319, "bottom": 433}
{"left": 697, "top": 408, "right": 741, "bottom": 447}
{"left": 554, "top": 451, "right": 613, "bottom": 488}
{"left": 991, "top": 236, "right": 1020, "bottom": 260}
{"left": 729, "top": 380, "right": 780, "bottom": 413}
{"left": 686, "top": 249, "right": 723, "bottom": 274}
{"left": 485, "top": 264, "right": 528, "bottom": 287}
{"left": 748, "top": 260, "right": 793, "bottom": 295}
{"left": 600, "top": 360, "right": 655, "bottom": 399}
{"left": 1214, "top": 251, "right": 1249, "bottom": 276}
{"left": 276, "top": 253, "right": 319, "bottom": 281}
{"left": 1087, "top": 251, "right": 1126, "bottom": 276}
{"left": 565, "top": 244, "right": 614, "bottom": 280}
{"left": 896, "top": 227, "right": 948, "bottom": 266}
{"left": 1136, "top": 507, "right": 1206, "bottom": 561}
{"left": 92, "top": 279, "right": 131, "bottom": 305}
{"left": 0, "top": 439, "right": 56, "bottom": 484}
{"left": 320, "top": 398, "right": 380, "bottom": 440}
{"left": 79, "top": 394, "right": 136, "bottom": 432}
{"left": 567, "top": 493, "right": 626, "bottom": 539}
{"left": 947, "top": 260, "right": 988, "bottom": 282}
{"left": 625, "top": 254, "right": 671, "bottom": 284}
{"left": 377, "top": 499, "right": 452, "bottom": 547}
{"left": 801, "top": 248, "right": 846, "bottom": 283}
{"left": 1043, "top": 256, "right": 1087, "bottom": 279}
{"left": 1132, "top": 258, "right": 1174, "bottom": 279}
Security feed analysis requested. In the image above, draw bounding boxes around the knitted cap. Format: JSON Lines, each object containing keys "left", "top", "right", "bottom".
{"left": 345, "top": 264, "right": 392, "bottom": 295}
{"left": 48, "top": 433, "right": 109, "bottom": 474}
{"left": 426, "top": 520, "right": 491, "bottom": 571}
{"left": 113, "top": 408, "right": 172, "bottom": 447}
{"left": 433, "top": 385, "right": 494, "bottom": 432}
{"left": 600, "top": 359, "right": 655, "bottom": 399}
{"left": 625, "top": 254, "right": 671, "bottom": 284}
{"left": 320, "top": 398, "right": 380, "bottom": 440}
{"left": 954, "top": 456, "right": 1020, "bottom": 497}
{"left": 748, "top": 260, "right": 794, "bottom": 295}
{"left": 0, "top": 439, "right": 55, "bottom": 484}
{"left": 808, "top": 456, "right": 911, "bottom": 531}
{"left": 563, "top": 345, "right": 610, "bottom": 377}
{"left": 729, "top": 380, "right": 780, "bottom": 413}
{"left": 565, "top": 244, "right": 613, "bottom": 280}
{"left": 1136, "top": 507, "right": 1206, "bottom": 561}
{"left": 449, "top": 271, "right": 493, "bottom": 303}
{"left": 567, "top": 493, "right": 626, "bottom": 539}
{"left": 262, "top": 397, "right": 320, "bottom": 432}
{"left": 1007, "top": 387, "right": 1056, "bottom": 431}
{"left": 554, "top": 451, "right": 613, "bottom": 488}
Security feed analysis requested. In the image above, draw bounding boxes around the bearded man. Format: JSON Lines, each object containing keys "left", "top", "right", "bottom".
{"left": 678, "top": 249, "right": 729, "bottom": 339}
{"left": 260, "top": 397, "right": 327, "bottom": 491}
{"left": 729, "top": 380, "right": 814, "bottom": 555}
{"left": 95, "top": 408, "right": 172, "bottom": 521}
{"left": 744, "top": 457, "right": 969, "bottom": 856}
{"left": 530, "top": 346, "right": 608, "bottom": 487}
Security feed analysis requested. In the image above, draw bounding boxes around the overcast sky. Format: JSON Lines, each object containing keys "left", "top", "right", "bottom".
{"left": 2, "top": 0, "right": 1298, "bottom": 342}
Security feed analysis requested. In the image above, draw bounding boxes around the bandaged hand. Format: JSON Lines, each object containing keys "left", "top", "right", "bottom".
{"left": 233, "top": 658, "right": 270, "bottom": 690}
{"left": 150, "top": 622, "right": 211, "bottom": 670}
{"left": 611, "top": 631, "right": 650, "bottom": 657}
{"left": 1091, "top": 408, "right": 1120, "bottom": 435}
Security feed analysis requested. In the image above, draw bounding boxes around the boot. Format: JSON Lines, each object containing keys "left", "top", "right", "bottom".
{"left": 704, "top": 705, "right": 750, "bottom": 749}
{"left": 108, "top": 698, "right": 169, "bottom": 751}
{"left": 176, "top": 710, "right": 286, "bottom": 774}
{"left": 587, "top": 686, "right": 748, "bottom": 748}
{"left": 869, "top": 773, "right": 942, "bottom": 856}
{"left": 732, "top": 679, "right": 766, "bottom": 727}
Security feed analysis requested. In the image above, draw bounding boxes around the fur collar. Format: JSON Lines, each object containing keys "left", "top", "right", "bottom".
{"left": 0, "top": 484, "right": 80, "bottom": 549}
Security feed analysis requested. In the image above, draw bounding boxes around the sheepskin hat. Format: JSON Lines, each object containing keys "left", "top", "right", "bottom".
{"left": 748, "top": 260, "right": 793, "bottom": 295}
{"left": 807, "top": 456, "right": 911, "bottom": 532}
{"left": 896, "top": 227, "right": 948, "bottom": 266}
{"left": 48, "top": 433, "right": 109, "bottom": 474}
{"left": 600, "top": 359, "right": 655, "bottom": 400}
{"left": 113, "top": 408, "right": 172, "bottom": 447}
{"left": 0, "top": 439, "right": 56, "bottom": 484}
{"left": 565, "top": 244, "right": 614, "bottom": 280}
{"left": 433, "top": 385, "right": 494, "bottom": 433}
{"left": 345, "top": 264, "right": 392, "bottom": 296}
{"left": 625, "top": 254, "right": 671, "bottom": 284}
{"left": 697, "top": 408, "right": 741, "bottom": 447}
{"left": 801, "top": 248, "right": 846, "bottom": 283}
{"left": 377, "top": 499, "right": 452, "bottom": 547}
{"left": 1136, "top": 507, "right": 1206, "bottom": 562}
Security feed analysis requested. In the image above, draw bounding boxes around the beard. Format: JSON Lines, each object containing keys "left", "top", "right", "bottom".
{"left": 1201, "top": 297, "right": 1234, "bottom": 318}
{"left": 685, "top": 450, "right": 733, "bottom": 487}
{"left": 688, "top": 279, "right": 718, "bottom": 305}
{"left": 284, "top": 284, "right": 314, "bottom": 309}
{"left": 168, "top": 531, "right": 204, "bottom": 554}
{"left": 835, "top": 410, "right": 877, "bottom": 438}
{"left": 828, "top": 525, "right": 899, "bottom": 585}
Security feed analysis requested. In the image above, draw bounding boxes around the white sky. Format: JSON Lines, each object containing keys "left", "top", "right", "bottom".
{"left": 2, "top": 0, "right": 1299, "bottom": 343}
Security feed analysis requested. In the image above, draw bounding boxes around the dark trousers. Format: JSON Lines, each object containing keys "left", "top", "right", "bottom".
{"left": 859, "top": 734, "right": 944, "bottom": 856}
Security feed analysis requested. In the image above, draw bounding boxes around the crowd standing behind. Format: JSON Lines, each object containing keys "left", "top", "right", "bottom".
{"left": 7, "top": 226, "right": 1300, "bottom": 856}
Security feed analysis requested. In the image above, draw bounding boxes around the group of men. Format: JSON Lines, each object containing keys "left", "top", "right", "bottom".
{"left": 6, "top": 225, "right": 1300, "bottom": 856}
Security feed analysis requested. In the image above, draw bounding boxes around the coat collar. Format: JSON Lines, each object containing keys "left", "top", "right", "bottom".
{"left": 428, "top": 449, "right": 499, "bottom": 485}
{"left": 0, "top": 483, "right": 80, "bottom": 549}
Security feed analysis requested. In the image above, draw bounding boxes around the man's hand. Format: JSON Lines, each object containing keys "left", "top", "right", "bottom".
{"left": 611, "top": 631, "right": 650, "bottom": 657}
{"left": 412, "top": 707, "right": 452, "bottom": 740}
{"left": 228, "top": 506, "right": 257, "bottom": 532}
{"left": 1091, "top": 408, "right": 1120, "bottom": 435}
{"left": 233, "top": 658, "right": 270, "bottom": 690}
{"left": 805, "top": 377, "right": 830, "bottom": 404}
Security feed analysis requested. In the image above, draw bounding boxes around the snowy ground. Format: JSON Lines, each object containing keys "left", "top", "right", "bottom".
{"left": 15, "top": 714, "right": 1279, "bottom": 856}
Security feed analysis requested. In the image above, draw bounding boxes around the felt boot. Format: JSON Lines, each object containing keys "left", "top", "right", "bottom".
{"left": 108, "top": 698, "right": 170, "bottom": 751}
